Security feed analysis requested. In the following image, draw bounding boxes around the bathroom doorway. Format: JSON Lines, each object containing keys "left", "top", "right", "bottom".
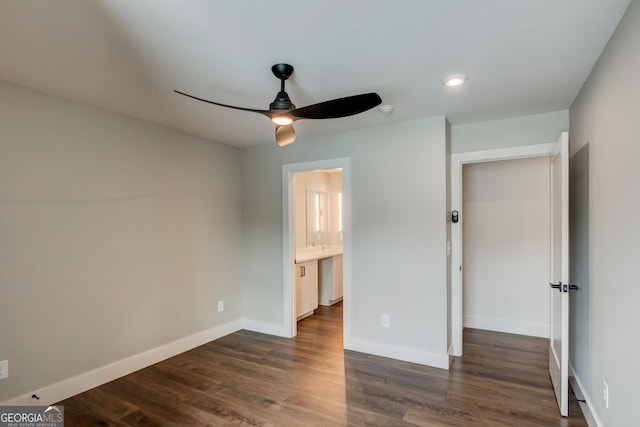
{"left": 282, "top": 158, "right": 351, "bottom": 344}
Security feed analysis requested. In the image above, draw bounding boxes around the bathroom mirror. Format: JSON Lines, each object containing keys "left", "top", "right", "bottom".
{"left": 306, "top": 189, "right": 328, "bottom": 247}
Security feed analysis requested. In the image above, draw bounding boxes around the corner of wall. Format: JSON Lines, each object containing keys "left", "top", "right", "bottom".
{"left": 0, "top": 320, "right": 243, "bottom": 406}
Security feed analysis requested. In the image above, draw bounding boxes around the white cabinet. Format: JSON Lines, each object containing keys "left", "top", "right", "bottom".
{"left": 295, "top": 259, "right": 318, "bottom": 319}
{"left": 319, "top": 254, "right": 343, "bottom": 306}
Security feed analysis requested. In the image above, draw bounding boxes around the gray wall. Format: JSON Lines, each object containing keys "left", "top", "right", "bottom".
{"left": 570, "top": 0, "right": 640, "bottom": 424}
{"left": 0, "top": 81, "right": 566, "bottom": 404}
{"left": 1, "top": 18, "right": 624, "bottom": 408}
{"left": 452, "top": 110, "right": 569, "bottom": 153}
{"left": 240, "top": 117, "right": 450, "bottom": 359}
{"left": 0, "top": 82, "right": 242, "bottom": 402}
{"left": 569, "top": 144, "right": 589, "bottom": 391}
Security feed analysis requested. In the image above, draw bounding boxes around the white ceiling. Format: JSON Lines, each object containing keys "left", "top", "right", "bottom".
{"left": 0, "top": 1, "right": 631, "bottom": 148}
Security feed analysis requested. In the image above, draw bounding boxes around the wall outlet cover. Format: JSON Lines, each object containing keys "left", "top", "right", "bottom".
{"left": 381, "top": 314, "right": 390, "bottom": 328}
{"left": 0, "top": 360, "right": 8, "bottom": 380}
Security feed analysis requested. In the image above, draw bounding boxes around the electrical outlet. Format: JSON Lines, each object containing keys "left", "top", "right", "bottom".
{"left": 217, "top": 300, "right": 224, "bottom": 312}
{"left": 381, "top": 314, "right": 390, "bottom": 328}
{"left": 603, "top": 380, "right": 609, "bottom": 409}
{"left": 0, "top": 360, "right": 8, "bottom": 380}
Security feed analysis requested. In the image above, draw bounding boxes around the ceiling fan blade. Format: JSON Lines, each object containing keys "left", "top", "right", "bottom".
{"left": 275, "top": 124, "right": 296, "bottom": 147}
{"left": 174, "top": 90, "right": 271, "bottom": 117}
{"left": 290, "top": 93, "right": 382, "bottom": 120}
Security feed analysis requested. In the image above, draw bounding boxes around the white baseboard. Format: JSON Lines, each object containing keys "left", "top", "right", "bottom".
{"left": 2, "top": 318, "right": 450, "bottom": 406}
{"left": 570, "top": 363, "right": 602, "bottom": 427}
{"left": 464, "top": 315, "right": 549, "bottom": 338}
{"left": 447, "top": 342, "right": 455, "bottom": 367}
{"left": 1, "top": 320, "right": 243, "bottom": 406}
{"left": 245, "top": 321, "right": 450, "bottom": 370}
{"left": 242, "top": 319, "right": 290, "bottom": 338}
{"left": 346, "top": 337, "right": 450, "bottom": 370}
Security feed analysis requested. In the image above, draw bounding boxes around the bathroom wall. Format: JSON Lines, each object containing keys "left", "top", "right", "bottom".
{"left": 328, "top": 172, "right": 343, "bottom": 246}
{"left": 294, "top": 171, "right": 328, "bottom": 250}
{"left": 294, "top": 170, "right": 343, "bottom": 250}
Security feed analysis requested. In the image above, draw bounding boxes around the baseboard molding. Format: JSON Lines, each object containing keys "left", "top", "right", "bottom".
{"left": 569, "top": 364, "right": 602, "bottom": 427}
{"left": 2, "top": 318, "right": 449, "bottom": 406}
{"left": 241, "top": 319, "right": 290, "bottom": 338}
{"left": 242, "top": 320, "right": 449, "bottom": 372}
{"left": 1, "top": 320, "right": 243, "bottom": 406}
{"left": 346, "top": 337, "right": 450, "bottom": 370}
{"left": 464, "top": 315, "right": 549, "bottom": 338}
{"left": 447, "top": 342, "right": 455, "bottom": 367}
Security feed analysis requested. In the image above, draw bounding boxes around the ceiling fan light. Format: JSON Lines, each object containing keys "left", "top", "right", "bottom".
{"left": 272, "top": 116, "right": 293, "bottom": 125}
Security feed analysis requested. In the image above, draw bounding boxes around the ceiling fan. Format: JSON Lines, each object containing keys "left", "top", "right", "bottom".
{"left": 175, "top": 64, "right": 382, "bottom": 147}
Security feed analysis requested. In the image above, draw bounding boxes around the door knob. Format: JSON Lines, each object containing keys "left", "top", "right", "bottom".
{"left": 549, "top": 282, "right": 580, "bottom": 292}
{"left": 549, "top": 282, "right": 562, "bottom": 291}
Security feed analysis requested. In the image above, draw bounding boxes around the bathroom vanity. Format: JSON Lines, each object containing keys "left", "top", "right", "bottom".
{"left": 295, "top": 249, "right": 343, "bottom": 320}
{"left": 318, "top": 254, "right": 343, "bottom": 306}
{"left": 295, "top": 259, "right": 318, "bottom": 320}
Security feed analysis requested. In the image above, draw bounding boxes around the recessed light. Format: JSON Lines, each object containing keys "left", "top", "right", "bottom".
{"left": 444, "top": 74, "right": 468, "bottom": 87}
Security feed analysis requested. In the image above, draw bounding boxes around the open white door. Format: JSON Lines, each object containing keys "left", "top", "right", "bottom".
{"left": 549, "top": 132, "right": 570, "bottom": 416}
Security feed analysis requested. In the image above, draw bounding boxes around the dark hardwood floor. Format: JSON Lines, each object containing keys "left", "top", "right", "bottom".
{"left": 58, "top": 303, "right": 587, "bottom": 426}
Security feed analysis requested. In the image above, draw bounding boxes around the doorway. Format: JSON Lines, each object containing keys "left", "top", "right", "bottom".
{"left": 450, "top": 143, "right": 556, "bottom": 356}
{"left": 462, "top": 157, "right": 550, "bottom": 338}
{"left": 282, "top": 158, "right": 351, "bottom": 342}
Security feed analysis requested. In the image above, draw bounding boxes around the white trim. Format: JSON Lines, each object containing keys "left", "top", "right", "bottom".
{"left": 0, "top": 320, "right": 243, "bottom": 406}
{"left": 282, "top": 165, "right": 296, "bottom": 339}
{"left": 347, "top": 338, "right": 450, "bottom": 370}
{"left": 464, "top": 315, "right": 549, "bottom": 338}
{"left": 452, "top": 143, "right": 556, "bottom": 165}
{"left": 570, "top": 364, "right": 602, "bottom": 427}
{"left": 242, "top": 319, "right": 288, "bottom": 337}
{"left": 450, "top": 142, "right": 557, "bottom": 357}
{"left": 551, "top": 131, "right": 570, "bottom": 416}
{"left": 282, "top": 158, "right": 352, "bottom": 345}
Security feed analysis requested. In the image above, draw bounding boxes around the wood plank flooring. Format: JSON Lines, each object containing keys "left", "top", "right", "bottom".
{"left": 58, "top": 303, "right": 587, "bottom": 426}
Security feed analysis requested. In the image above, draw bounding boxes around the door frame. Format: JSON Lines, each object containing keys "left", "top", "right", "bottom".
{"left": 450, "top": 142, "right": 556, "bottom": 356}
{"left": 282, "top": 157, "right": 351, "bottom": 342}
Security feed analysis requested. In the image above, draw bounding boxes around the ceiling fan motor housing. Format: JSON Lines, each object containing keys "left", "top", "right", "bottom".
{"left": 270, "top": 91, "right": 295, "bottom": 112}
{"left": 270, "top": 64, "right": 296, "bottom": 113}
